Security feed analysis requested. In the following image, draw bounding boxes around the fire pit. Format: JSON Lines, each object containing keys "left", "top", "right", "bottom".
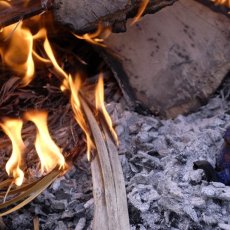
{"left": 0, "top": 0, "right": 229, "bottom": 230}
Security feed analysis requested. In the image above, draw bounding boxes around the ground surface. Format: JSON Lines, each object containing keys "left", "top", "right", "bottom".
{"left": 2, "top": 77, "right": 230, "bottom": 230}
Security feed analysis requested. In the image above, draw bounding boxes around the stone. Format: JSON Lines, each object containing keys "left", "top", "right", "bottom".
{"left": 105, "top": 0, "right": 230, "bottom": 118}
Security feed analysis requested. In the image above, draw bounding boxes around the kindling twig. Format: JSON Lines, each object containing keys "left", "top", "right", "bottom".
{"left": 79, "top": 94, "right": 130, "bottom": 230}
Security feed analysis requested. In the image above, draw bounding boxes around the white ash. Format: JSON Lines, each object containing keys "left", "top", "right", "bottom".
{"left": 2, "top": 94, "right": 230, "bottom": 230}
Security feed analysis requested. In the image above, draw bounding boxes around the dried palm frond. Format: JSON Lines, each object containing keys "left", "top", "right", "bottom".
{"left": 0, "top": 167, "right": 62, "bottom": 216}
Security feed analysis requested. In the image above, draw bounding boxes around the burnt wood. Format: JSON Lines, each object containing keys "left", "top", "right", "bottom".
{"left": 0, "top": 0, "right": 54, "bottom": 28}
{"left": 53, "top": 0, "right": 177, "bottom": 33}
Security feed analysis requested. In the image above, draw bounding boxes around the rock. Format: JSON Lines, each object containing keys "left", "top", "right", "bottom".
{"left": 105, "top": 0, "right": 230, "bottom": 118}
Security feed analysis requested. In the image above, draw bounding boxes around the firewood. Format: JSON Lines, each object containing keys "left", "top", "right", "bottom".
{"left": 0, "top": 0, "right": 54, "bottom": 28}
{"left": 53, "top": 0, "right": 177, "bottom": 33}
{"left": 79, "top": 95, "right": 130, "bottom": 230}
{"left": 102, "top": 123, "right": 130, "bottom": 230}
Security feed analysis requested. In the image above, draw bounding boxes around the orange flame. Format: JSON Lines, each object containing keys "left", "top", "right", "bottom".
{"left": 212, "top": 0, "right": 230, "bottom": 7}
{"left": 24, "top": 111, "right": 66, "bottom": 174}
{"left": 68, "top": 75, "right": 94, "bottom": 160}
{"left": 73, "top": 23, "right": 111, "bottom": 47}
{"left": 95, "top": 73, "right": 118, "bottom": 145}
{"left": 33, "top": 28, "right": 69, "bottom": 90}
{"left": 0, "top": 0, "right": 11, "bottom": 8}
{"left": 0, "top": 119, "right": 25, "bottom": 186}
{"left": 0, "top": 21, "right": 34, "bottom": 86}
{"left": 131, "top": 0, "right": 150, "bottom": 25}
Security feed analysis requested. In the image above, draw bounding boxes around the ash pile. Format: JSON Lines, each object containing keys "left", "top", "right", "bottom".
{"left": 3, "top": 78, "right": 230, "bottom": 230}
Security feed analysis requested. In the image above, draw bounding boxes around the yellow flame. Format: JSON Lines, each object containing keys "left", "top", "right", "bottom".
{"left": 24, "top": 111, "right": 66, "bottom": 174}
{"left": 95, "top": 73, "right": 118, "bottom": 145}
{"left": 131, "top": 0, "right": 150, "bottom": 25}
{"left": 34, "top": 28, "right": 69, "bottom": 90}
{"left": 0, "top": 119, "right": 25, "bottom": 186}
{"left": 73, "top": 23, "right": 111, "bottom": 47}
{"left": 0, "top": 21, "right": 34, "bottom": 86}
{"left": 68, "top": 75, "right": 95, "bottom": 160}
{"left": 211, "top": 0, "right": 230, "bottom": 7}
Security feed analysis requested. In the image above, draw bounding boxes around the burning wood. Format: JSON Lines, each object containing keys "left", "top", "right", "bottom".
{"left": 0, "top": 0, "right": 53, "bottom": 29}
{"left": 0, "top": 6, "right": 131, "bottom": 228}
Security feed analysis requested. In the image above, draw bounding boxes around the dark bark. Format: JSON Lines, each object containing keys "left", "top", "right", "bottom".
{"left": 53, "top": 0, "right": 177, "bottom": 33}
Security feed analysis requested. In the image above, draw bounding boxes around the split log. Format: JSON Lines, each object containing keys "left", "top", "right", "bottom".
{"left": 80, "top": 96, "right": 130, "bottom": 230}
{"left": 52, "top": 0, "right": 177, "bottom": 33}
{"left": 103, "top": 0, "right": 230, "bottom": 118}
{"left": 0, "top": 0, "right": 177, "bottom": 32}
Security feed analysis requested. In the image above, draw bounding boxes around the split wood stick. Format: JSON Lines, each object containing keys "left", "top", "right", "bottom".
{"left": 102, "top": 123, "right": 130, "bottom": 229}
{"left": 90, "top": 154, "right": 109, "bottom": 230}
{"left": 79, "top": 96, "right": 119, "bottom": 230}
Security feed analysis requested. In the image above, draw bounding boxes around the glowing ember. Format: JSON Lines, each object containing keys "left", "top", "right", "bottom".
{"left": 0, "top": 119, "right": 25, "bottom": 186}
{"left": 73, "top": 23, "right": 111, "bottom": 47}
{"left": 95, "top": 73, "right": 118, "bottom": 145}
{"left": 24, "top": 111, "right": 66, "bottom": 174}
{"left": 0, "top": 21, "right": 34, "bottom": 86}
{"left": 68, "top": 75, "right": 95, "bottom": 160}
{"left": 131, "top": 0, "right": 150, "bottom": 25}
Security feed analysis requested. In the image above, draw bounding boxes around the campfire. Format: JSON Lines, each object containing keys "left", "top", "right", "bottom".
{"left": 0, "top": 0, "right": 230, "bottom": 229}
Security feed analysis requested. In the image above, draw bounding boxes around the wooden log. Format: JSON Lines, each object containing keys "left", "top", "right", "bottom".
{"left": 53, "top": 0, "right": 177, "bottom": 33}
{"left": 103, "top": 0, "right": 230, "bottom": 118}
{"left": 90, "top": 155, "right": 109, "bottom": 230}
{"left": 0, "top": 0, "right": 54, "bottom": 28}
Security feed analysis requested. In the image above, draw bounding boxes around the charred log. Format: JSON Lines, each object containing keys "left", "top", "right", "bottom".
{"left": 52, "top": 0, "right": 178, "bottom": 33}
{"left": 0, "top": 0, "right": 54, "bottom": 28}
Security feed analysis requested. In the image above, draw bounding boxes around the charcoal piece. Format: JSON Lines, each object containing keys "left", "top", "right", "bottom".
{"left": 193, "top": 160, "right": 219, "bottom": 182}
